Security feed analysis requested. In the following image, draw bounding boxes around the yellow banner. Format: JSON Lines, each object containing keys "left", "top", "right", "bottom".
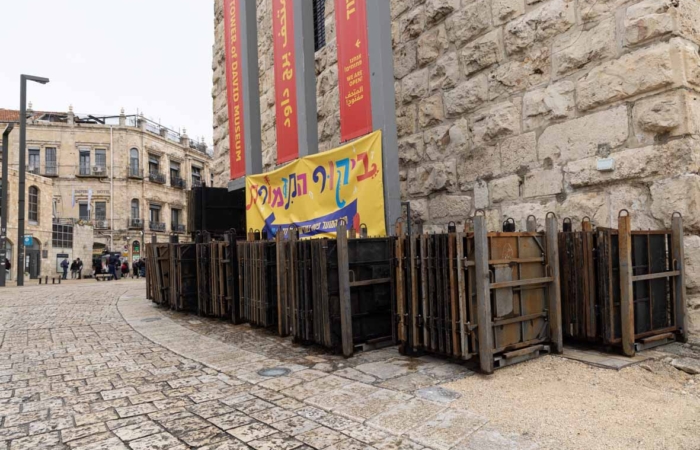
{"left": 246, "top": 130, "right": 385, "bottom": 238}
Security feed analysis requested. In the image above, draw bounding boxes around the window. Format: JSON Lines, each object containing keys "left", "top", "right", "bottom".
{"left": 28, "top": 149, "right": 40, "bottom": 174}
{"left": 129, "top": 148, "right": 139, "bottom": 176}
{"left": 171, "top": 208, "right": 180, "bottom": 227}
{"left": 148, "top": 155, "right": 160, "bottom": 174}
{"left": 95, "top": 202, "right": 106, "bottom": 221}
{"left": 52, "top": 223, "right": 73, "bottom": 249}
{"left": 191, "top": 166, "right": 201, "bottom": 186}
{"left": 95, "top": 149, "right": 106, "bottom": 170}
{"left": 149, "top": 204, "right": 161, "bottom": 223}
{"left": 79, "top": 148, "right": 90, "bottom": 175}
{"left": 313, "top": 0, "right": 326, "bottom": 51}
{"left": 45, "top": 147, "right": 57, "bottom": 175}
{"left": 131, "top": 199, "right": 139, "bottom": 219}
{"left": 52, "top": 198, "right": 58, "bottom": 218}
{"left": 170, "top": 161, "right": 181, "bottom": 180}
{"left": 28, "top": 186, "right": 39, "bottom": 223}
{"left": 79, "top": 203, "right": 90, "bottom": 221}
{"left": 210, "top": 174, "right": 214, "bottom": 187}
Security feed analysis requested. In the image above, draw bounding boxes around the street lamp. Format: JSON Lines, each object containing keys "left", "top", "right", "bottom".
{"left": 17, "top": 74, "right": 49, "bottom": 287}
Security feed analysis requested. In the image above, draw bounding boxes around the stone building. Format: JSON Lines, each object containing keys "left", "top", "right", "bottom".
{"left": 1, "top": 107, "right": 212, "bottom": 269}
{"left": 212, "top": 0, "right": 700, "bottom": 334}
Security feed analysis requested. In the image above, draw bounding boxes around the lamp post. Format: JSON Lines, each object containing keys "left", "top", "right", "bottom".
{"left": 17, "top": 74, "right": 49, "bottom": 286}
{"left": 0, "top": 124, "right": 14, "bottom": 287}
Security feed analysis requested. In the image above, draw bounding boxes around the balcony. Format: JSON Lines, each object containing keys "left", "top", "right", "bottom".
{"left": 28, "top": 166, "right": 41, "bottom": 175}
{"left": 172, "top": 224, "right": 186, "bottom": 233}
{"left": 191, "top": 178, "right": 202, "bottom": 188}
{"left": 128, "top": 218, "right": 144, "bottom": 229}
{"left": 171, "top": 175, "right": 186, "bottom": 189}
{"left": 149, "top": 221, "right": 166, "bottom": 232}
{"left": 44, "top": 164, "right": 58, "bottom": 177}
{"left": 94, "top": 220, "right": 110, "bottom": 230}
{"left": 77, "top": 165, "right": 108, "bottom": 178}
{"left": 128, "top": 166, "right": 143, "bottom": 179}
{"left": 148, "top": 171, "right": 166, "bottom": 184}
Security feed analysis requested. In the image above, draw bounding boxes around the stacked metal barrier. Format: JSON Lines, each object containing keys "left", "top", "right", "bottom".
{"left": 394, "top": 214, "right": 562, "bottom": 374}
{"left": 169, "top": 243, "right": 198, "bottom": 312}
{"left": 238, "top": 239, "right": 278, "bottom": 327}
{"left": 559, "top": 211, "right": 687, "bottom": 355}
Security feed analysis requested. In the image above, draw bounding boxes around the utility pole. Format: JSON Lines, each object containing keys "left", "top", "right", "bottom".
{"left": 0, "top": 124, "right": 14, "bottom": 287}
{"left": 17, "top": 74, "right": 49, "bottom": 286}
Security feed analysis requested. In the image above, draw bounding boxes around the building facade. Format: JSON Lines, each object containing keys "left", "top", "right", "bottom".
{"left": 212, "top": 0, "right": 700, "bottom": 336}
{"left": 2, "top": 108, "right": 212, "bottom": 269}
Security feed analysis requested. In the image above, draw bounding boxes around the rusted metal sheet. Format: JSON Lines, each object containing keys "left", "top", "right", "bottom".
{"left": 170, "top": 244, "right": 198, "bottom": 312}
{"left": 238, "top": 239, "right": 277, "bottom": 328}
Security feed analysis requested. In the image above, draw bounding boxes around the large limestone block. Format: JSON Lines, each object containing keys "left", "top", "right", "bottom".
{"left": 677, "top": 0, "right": 700, "bottom": 45}
{"left": 429, "top": 194, "right": 474, "bottom": 220}
{"left": 556, "top": 191, "right": 607, "bottom": 226}
{"left": 394, "top": 41, "right": 418, "bottom": 80}
{"left": 650, "top": 174, "right": 700, "bottom": 231}
{"left": 500, "top": 132, "right": 538, "bottom": 173}
{"left": 522, "top": 169, "right": 563, "bottom": 198}
{"left": 425, "top": 0, "right": 460, "bottom": 26}
{"left": 423, "top": 125, "right": 452, "bottom": 161}
{"left": 458, "top": 145, "right": 502, "bottom": 186}
{"left": 538, "top": 105, "right": 629, "bottom": 162}
{"left": 396, "top": 104, "right": 418, "bottom": 138}
{"left": 460, "top": 29, "right": 503, "bottom": 77}
{"left": 489, "top": 175, "right": 521, "bottom": 203}
{"left": 419, "top": 94, "right": 446, "bottom": 128}
{"left": 522, "top": 81, "right": 575, "bottom": 131}
{"left": 501, "top": 200, "right": 556, "bottom": 231}
{"left": 504, "top": 0, "right": 576, "bottom": 55}
{"left": 579, "top": 0, "right": 627, "bottom": 22}
{"left": 565, "top": 138, "right": 698, "bottom": 188}
{"left": 401, "top": 5, "right": 426, "bottom": 42}
{"left": 576, "top": 43, "right": 677, "bottom": 111}
{"left": 418, "top": 25, "right": 449, "bottom": 66}
{"left": 685, "top": 235, "right": 700, "bottom": 293}
{"left": 492, "top": 0, "right": 526, "bottom": 25}
{"left": 688, "top": 295, "right": 700, "bottom": 337}
{"left": 399, "top": 134, "right": 425, "bottom": 164}
{"left": 408, "top": 162, "right": 457, "bottom": 196}
{"left": 444, "top": 0, "right": 491, "bottom": 48}
{"left": 402, "top": 68, "right": 429, "bottom": 104}
{"left": 470, "top": 100, "right": 521, "bottom": 146}
{"left": 474, "top": 180, "right": 489, "bottom": 208}
{"left": 552, "top": 19, "right": 617, "bottom": 77}
{"left": 488, "top": 46, "right": 550, "bottom": 100}
{"left": 632, "top": 90, "right": 700, "bottom": 143}
{"left": 608, "top": 185, "right": 660, "bottom": 230}
{"left": 624, "top": 0, "right": 677, "bottom": 46}
{"left": 430, "top": 52, "right": 462, "bottom": 91}
{"left": 444, "top": 75, "right": 488, "bottom": 117}
{"left": 392, "top": 0, "right": 413, "bottom": 19}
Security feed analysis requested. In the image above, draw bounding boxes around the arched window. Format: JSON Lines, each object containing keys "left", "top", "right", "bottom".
{"left": 131, "top": 199, "right": 139, "bottom": 220}
{"left": 129, "top": 148, "right": 139, "bottom": 176}
{"left": 28, "top": 186, "right": 39, "bottom": 223}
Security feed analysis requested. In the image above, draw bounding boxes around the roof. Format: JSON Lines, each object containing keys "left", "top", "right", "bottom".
{"left": 0, "top": 108, "right": 45, "bottom": 123}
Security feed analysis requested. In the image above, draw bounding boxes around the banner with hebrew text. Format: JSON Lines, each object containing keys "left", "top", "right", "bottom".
{"left": 245, "top": 130, "right": 385, "bottom": 238}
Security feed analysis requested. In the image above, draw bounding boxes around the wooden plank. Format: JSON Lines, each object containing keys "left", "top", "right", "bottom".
{"left": 545, "top": 215, "right": 563, "bottom": 354}
{"left": 337, "top": 222, "right": 353, "bottom": 357}
{"left": 456, "top": 233, "right": 469, "bottom": 359}
{"left": 671, "top": 214, "right": 688, "bottom": 343}
{"left": 410, "top": 232, "right": 420, "bottom": 351}
{"left": 474, "top": 215, "right": 494, "bottom": 374}
{"left": 489, "top": 277, "right": 553, "bottom": 290}
{"left": 449, "top": 233, "right": 459, "bottom": 357}
{"left": 631, "top": 271, "right": 681, "bottom": 282}
{"left": 618, "top": 212, "right": 636, "bottom": 356}
{"left": 504, "top": 344, "right": 545, "bottom": 359}
{"left": 394, "top": 222, "right": 405, "bottom": 344}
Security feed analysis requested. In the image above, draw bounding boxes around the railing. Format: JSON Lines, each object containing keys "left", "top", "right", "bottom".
{"left": 28, "top": 166, "right": 40, "bottom": 175}
{"left": 171, "top": 175, "right": 186, "bottom": 189}
{"left": 128, "top": 166, "right": 143, "bottom": 178}
{"left": 77, "top": 165, "right": 108, "bottom": 177}
{"left": 172, "top": 224, "right": 186, "bottom": 233}
{"left": 148, "top": 171, "right": 166, "bottom": 184}
{"left": 44, "top": 164, "right": 58, "bottom": 176}
{"left": 149, "top": 221, "right": 166, "bottom": 232}
{"left": 94, "top": 220, "right": 110, "bottom": 230}
{"left": 191, "top": 178, "right": 202, "bottom": 188}
{"left": 128, "top": 218, "right": 144, "bottom": 229}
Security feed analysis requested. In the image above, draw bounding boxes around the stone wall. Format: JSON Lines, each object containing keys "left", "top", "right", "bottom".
{"left": 212, "top": 0, "right": 700, "bottom": 337}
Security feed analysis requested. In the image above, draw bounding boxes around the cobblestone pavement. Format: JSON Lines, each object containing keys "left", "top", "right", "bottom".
{"left": 0, "top": 280, "right": 537, "bottom": 449}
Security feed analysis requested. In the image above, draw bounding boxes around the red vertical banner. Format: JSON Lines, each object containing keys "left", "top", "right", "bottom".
{"left": 224, "top": 0, "right": 246, "bottom": 179}
{"left": 272, "top": 0, "right": 299, "bottom": 164}
{"left": 335, "top": 0, "right": 373, "bottom": 142}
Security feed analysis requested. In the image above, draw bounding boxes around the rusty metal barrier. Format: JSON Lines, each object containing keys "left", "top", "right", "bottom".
{"left": 238, "top": 237, "right": 278, "bottom": 328}
{"left": 152, "top": 243, "right": 172, "bottom": 306}
{"left": 395, "top": 213, "right": 562, "bottom": 374}
{"left": 560, "top": 211, "right": 687, "bottom": 355}
{"left": 169, "top": 243, "right": 198, "bottom": 312}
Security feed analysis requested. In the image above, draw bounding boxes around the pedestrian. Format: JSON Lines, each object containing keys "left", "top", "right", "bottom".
{"left": 60, "top": 258, "right": 69, "bottom": 280}
{"left": 121, "top": 261, "right": 128, "bottom": 279}
{"left": 70, "top": 260, "right": 77, "bottom": 279}
{"left": 4, "top": 258, "right": 10, "bottom": 280}
{"left": 76, "top": 258, "right": 83, "bottom": 279}
{"left": 132, "top": 259, "right": 139, "bottom": 279}
{"left": 108, "top": 255, "right": 118, "bottom": 281}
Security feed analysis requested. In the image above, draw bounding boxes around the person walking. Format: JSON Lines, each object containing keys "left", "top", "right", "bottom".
{"left": 76, "top": 258, "right": 83, "bottom": 279}
{"left": 4, "top": 258, "right": 10, "bottom": 280}
{"left": 60, "top": 258, "right": 69, "bottom": 280}
{"left": 132, "top": 260, "right": 139, "bottom": 279}
{"left": 108, "top": 255, "right": 118, "bottom": 281}
{"left": 70, "top": 260, "right": 77, "bottom": 279}
{"left": 121, "top": 261, "right": 129, "bottom": 279}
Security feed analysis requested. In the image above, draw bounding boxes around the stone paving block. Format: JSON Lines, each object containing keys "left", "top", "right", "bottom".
{"left": 333, "top": 388, "right": 412, "bottom": 422}
{"left": 105, "top": 415, "right": 150, "bottom": 431}
{"left": 179, "top": 425, "right": 230, "bottom": 447}
{"left": 377, "top": 373, "right": 438, "bottom": 393}
{"left": 294, "top": 406, "right": 328, "bottom": 422}
{"left": 288, "top": 369, "right": 329, "bottom": 383}
{"left": 273, "top": 397, "right": 305, "bottom": 411}
{"left": 3, "top": 410, "right": 49, "bottom": 427}
{"left": 71, "top": 436, "right": 130, "bottom": 450}
{"left": 372, "top": 436, "right": 425, "bottom": 450}
{"left": 271, "top": 416, "right": 321, "bottom": 436}
{"left": 208, "top": 411, "right": 256, "bottom": 430}
{"left": 355, "top": 362, "right": 412, "bottom": 380}
{"left": 249, "top": 406, "right": 297, "bottom": 424}
{"left": 296, "top": 425, "right": 346, "bottom": 448}
{"left": 197, "top": 437, "right": 250, "bottom": 449}
{"left": 147, "top": 407, "right": 192, "bottom": 423}
{"left": 159, "top": 415, "right": 210, "bottom": 435}
{"left": 129, "top": 431, "right": 183, "bottom": 450}
{"left": 129, "top": 391, "right": 166, "bottom": 405}
{"left": 326, "top": 438, "right": 377, "bottom": 450}
{"left": 167, "top": 376, "right": 201, "bottom": 389}
{"left": 407, "top": 408, "right": 488, "bottom": 450}
{"left": 235, "top": 398, "right": 275, "bottom": 415}
{"left": 73, "top": 409, "right": 119, "bottom": 427}
{"left": 248, "top": 432, "right": 303, "bottom": 450}
{"left": 250, "top": 387, "right": 285, "bottom": 402}
{"left": 341, "top": 424, "right": 389, "bottom": 445}
{"left": 115, "top": 402, "right": 157, "bottom": 418}
{"left": 89, "top": 398, "right": 130, "bottom": 413}
{"left": 332, "top": 368, "right": 377, "bottom": 384}
{"left": 257, "top": 376, "right": 303, "bottom": 392}
{"left": 280, "top": 375, "right": 354, "bottom": 401}
{"left": 65, "top": 431, "right": 116, "bottom": 448}
{"left": 220, "top": 393, "right": 255, "bottom": 407}
{"left": 27, "top": 416, "right": 75, "bottom": 435}
{"left": 367, "top": 398, "right": 445, "bottom": 434}
{"left": 316, "top": 413, "right": 358, "bottom": 431}
{"left": 228, "top": 422, "right": 278, "bottom": 443}
{"left": 453, "top": 427, "right": 539, "bottom": 450}
{"left": 21, "top": 398, "right": 63, "bottom": 413}
{"left": 99, "top": 387, "right": 137, "bottom": 401}
{"left": 0, "top": 427, "right": 28, "bottom": 442}
{"left": 111, "top": 420, "right": 163, "bottom": 441}
{"left": 152, "top": 397, "right": 192, "bottom": 411}
{"left": 188, "top": 400, "right": 235, "bottom": 419}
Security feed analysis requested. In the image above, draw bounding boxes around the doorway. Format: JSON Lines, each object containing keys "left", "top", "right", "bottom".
{"left": 25, "top": 238, "right": 41, "bottom": 279}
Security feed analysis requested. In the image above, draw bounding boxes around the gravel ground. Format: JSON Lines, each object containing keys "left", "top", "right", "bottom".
{"left": 446, "top": 353, "right": 700, "bottom": 450}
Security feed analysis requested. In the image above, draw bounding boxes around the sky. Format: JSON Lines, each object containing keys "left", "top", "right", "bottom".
{"left": 0, "top": 0, "right": 214, "bottom": 146}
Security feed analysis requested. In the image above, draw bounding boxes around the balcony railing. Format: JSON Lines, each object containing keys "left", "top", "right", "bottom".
{"left": 28, "top": 166, "right": 40, "bottom": 175}
{"left": 191, "top": 178, "right": 202, "bottom": 188}
{"left": 149, "top": 221, "right": 166, "bottom": 232}
{"left": 172, "top": 224, "right": 186, "bottom": 233}
{"left": 171, "top": 175, "right": 186, "bottom": 189}
{"left": 77, "top": 165, "right": 108, "bottom": 177}
{"left": 148, "top": 171, "right": 166, "bottom": 184}
{"left": 128, "top": 166, "right": 143, "bottom": 178}
{"left": 94, "top": 220, "right": 110, "bottom": 230}
{"left": 44, "top": 164, "right": 58, "bottom": 176}
{"left": 128, "top": 218, "right": 144, "bottom": 229}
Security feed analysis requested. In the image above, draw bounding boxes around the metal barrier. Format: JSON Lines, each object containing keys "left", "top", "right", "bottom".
{"left": 169, "top": 244, "right": 198, "bottom": 312}
{"left": 238, "top": 238, "right": 278, "bottom": 327}
{"left": 560, "top": 211, "right": 687, "bottom": 355}
{"left": 395, "top": 214, "right": 562, "bottom": 374}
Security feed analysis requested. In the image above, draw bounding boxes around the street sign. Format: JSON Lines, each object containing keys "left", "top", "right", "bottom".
{"left": 23, "top": 235, "right": 33, "bottom": 247}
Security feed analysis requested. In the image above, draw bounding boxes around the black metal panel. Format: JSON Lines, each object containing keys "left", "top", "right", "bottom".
{"left": 187, "top": 187, "right": 246, "bottom": 238}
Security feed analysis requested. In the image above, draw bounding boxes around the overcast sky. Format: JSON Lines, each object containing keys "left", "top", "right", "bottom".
{"left": 0, "top": 0, "right": 214, "bottom": 145}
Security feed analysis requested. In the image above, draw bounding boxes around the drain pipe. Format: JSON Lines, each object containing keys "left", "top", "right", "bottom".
{"left": 110, "top": 126, "right": 114, "bottom": 250}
